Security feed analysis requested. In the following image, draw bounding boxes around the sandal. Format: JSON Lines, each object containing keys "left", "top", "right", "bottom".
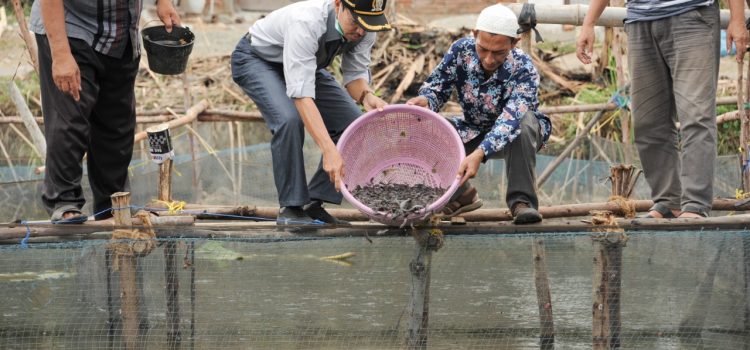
{"left": 639, "top": 203, "right": 676, "bottom": 219}
{"left": 440, "top": 186, "right": 483, "bottom": 218}
{"left": 50, "top": 205, "right": 88, "bottom": 224}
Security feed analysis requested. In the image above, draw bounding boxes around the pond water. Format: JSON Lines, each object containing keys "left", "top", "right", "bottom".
{"left": 0, "top": 231, "right": 748, "bottom": 349}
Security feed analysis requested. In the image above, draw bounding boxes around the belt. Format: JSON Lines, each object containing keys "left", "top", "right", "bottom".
{"left": 244, "top": 32, "right": 252, "bottom": 43}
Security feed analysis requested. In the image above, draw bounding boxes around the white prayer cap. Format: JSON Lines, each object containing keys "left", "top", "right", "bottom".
{"left": 475, "top": 4, "right": 519, "bottom": 38}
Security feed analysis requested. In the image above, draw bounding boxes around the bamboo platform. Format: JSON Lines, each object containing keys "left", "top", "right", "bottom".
{"left": 2, "top": 213, "right": 749, "bottom": 245}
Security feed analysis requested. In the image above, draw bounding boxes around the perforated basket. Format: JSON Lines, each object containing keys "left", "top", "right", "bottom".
{"left": 337, "top": 104, "right": 465, "bottom": 226}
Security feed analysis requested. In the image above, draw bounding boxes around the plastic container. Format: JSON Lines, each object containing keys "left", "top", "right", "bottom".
{"left": 141, "top": 25, "right": 195, "bottom": 75}
{"left": 337, "top": 104, "right": 465, "bottom": 226}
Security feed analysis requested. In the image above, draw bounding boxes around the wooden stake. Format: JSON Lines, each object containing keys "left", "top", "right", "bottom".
{"left": 590, "top": 211, "right": 624, "bottom": 350}
{"left": 110, "top": 192, "right": 139, "bottom": 350}
{"left": 164, "top": 240, "right": 181, "bottom": 344}
{"left": 405, "top": 229, "right": 441, "bottom": 350}
{"left": 533, "top": 238, "right": 555, "bottom": 348}
{"left": 158, "top": 159, "right": 173, "bottom": 203}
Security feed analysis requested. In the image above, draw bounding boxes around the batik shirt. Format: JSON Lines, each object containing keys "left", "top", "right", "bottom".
{"left": 418, "top": 37, "right": 551, "bottom": 157}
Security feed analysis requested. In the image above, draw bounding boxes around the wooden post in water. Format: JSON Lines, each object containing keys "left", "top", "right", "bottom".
{"left": 155, "top": 141, "right": 181, "bottom": 344}
{"left": 405, "top": 229, "right": 443, "bottom": 349}
{"left": 533, "top": 239, "right": 555, "bottom": 348}
{"left": 111, "top": 192, "right": 139, "bottom": 350}
{"left": 590, "top": 211, "right": 624, "bottom": 350}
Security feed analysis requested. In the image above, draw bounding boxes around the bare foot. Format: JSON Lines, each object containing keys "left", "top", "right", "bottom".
{"left": 678, "top": 212, "right": 703, "bottom": 219}
{"left": 61, "top": 211, "right": 80, "bottom": 220}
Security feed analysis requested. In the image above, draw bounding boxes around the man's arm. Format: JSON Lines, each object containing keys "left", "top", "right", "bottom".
{"left": 341, "top": 33, "right": 387, "bottom": 110}
{"left": 726, "top": 0, "right": 748, "bottom": 62}
{"left": 345, "top": 78, "right": 386, "bottom": 111}
{"left": 293, "top": 97, "right": 345, "bottom": 191}
{"left": 575, "top": 0, "right": 609, "bottom": 64}
{"left": 41, "top": 0, "right": 80, "bottom": 101}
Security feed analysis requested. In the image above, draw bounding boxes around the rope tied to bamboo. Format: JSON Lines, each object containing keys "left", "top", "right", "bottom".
{"left": 108, "top": 211, "right": 158, "bottom": 270}
{"left": 154, "top": 200, "right": 187, "bottom": 214}
{"left": 517, "top": 3, "right": 544, "bottom": 43}
{"left": 608, "top": 195, "right": 636, "bottom": 218}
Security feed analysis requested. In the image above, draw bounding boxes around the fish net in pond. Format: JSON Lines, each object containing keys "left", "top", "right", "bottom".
{"left": 337, "top": 105, "right": 465, "bottom": 226}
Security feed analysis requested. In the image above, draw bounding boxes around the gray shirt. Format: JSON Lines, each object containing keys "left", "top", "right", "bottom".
{"left": 625, "top": 0, "right": 714, "bottom": 23}
{"left": 248, "top": 0, "right": 376, "bottom": 99}
{"left": 29, "top": 0, "right": 143, "bottom": 59}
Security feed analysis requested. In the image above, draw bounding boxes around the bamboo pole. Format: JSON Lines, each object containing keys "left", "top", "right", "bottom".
{"left": 7, "top": 81, "right": 46, "bottom": 159}
{"left": 503, "top": 4, "right": 746, "bottom": 29}
{"left": 0, "top": 215, "right": 195, "bottom": 240}
{"left": 133, "top": 100, "right": 209, "bottom": 142}
{"left": 110, "top": 192, "right": 139, "bottom": 350}
{"left": 3, "top": 214, "right": 750, "bottom": 243}
{"left": 537, "top": 109, "right": 608, "bottom": 187}
{"left": 146, "top": 198, "right": 750, "bottom": 222}
{"left": 610, "top": 0, "right": 631, "bottom": 164}
{"left": 11, "top": 0, "right": 38, "bottom": 72}
{"left": 3, "top": 97, "right": 742, "bottom": 125}
{"left": 183, "top": 71, "right": 201, "bottom": 202}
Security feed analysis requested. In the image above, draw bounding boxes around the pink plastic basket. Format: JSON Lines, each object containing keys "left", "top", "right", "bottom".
{"left": 337, "top": 104, "right": 465, "bottom": 226}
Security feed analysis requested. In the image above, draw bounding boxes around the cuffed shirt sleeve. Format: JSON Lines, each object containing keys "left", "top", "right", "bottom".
{"left": 418, "top": 40, "right": 460, "bottom": 112}
{"left": 341, "top": 32, "right": 376, "bottom": 86}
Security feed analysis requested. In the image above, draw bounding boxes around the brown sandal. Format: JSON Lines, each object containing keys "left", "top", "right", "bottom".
{"left": 440, "top": 186, "right": 483, "bottom": 218}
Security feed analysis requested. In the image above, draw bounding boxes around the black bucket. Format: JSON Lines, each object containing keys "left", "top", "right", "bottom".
{"left": 141, "top": 25, "right": 194, "bottom": 75}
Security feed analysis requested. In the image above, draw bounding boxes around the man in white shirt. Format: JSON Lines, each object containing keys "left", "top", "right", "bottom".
{"left": 231, "top": 0, "right": 390, "bottom": 226}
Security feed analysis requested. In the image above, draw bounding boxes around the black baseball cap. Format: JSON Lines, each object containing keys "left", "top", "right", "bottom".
{"left": 342, "top": 0, "right": 392, "bottom": 32}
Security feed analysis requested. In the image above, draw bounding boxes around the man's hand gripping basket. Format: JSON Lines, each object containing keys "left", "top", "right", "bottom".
{"left": 337, "top": 105, "right": 465, "bottom": 226}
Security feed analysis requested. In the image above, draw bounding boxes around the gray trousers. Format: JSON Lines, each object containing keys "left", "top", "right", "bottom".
{"left": 37, "top": 34, "right": 138, "bottom": 220}
{"left": 626, "top": 3, "right": 719, "bottom": 215}
{"left": 460, "top": 113, "right": 542, "bottom": 210}
{"left": 230, "top": 37, "right": 361, "bottom": 207}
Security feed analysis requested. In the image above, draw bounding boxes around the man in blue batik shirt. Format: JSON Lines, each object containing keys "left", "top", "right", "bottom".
{"left": 407, "top": 4, "right": 551, "bottom": 224}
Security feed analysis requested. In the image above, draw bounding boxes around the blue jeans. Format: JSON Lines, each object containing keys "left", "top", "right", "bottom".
{"left": 230, "top": 36, "right": 362, "bottom": 207}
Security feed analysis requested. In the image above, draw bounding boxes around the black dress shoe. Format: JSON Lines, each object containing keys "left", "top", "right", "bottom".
{"left": 303, "top": 200, "right": 351, "bottom": 226}
{"left": 276, "top": 206, "right": 320, "bottom": 226}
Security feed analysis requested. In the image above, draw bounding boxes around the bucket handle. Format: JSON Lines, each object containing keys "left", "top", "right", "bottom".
{"left": 142, "top": 19, "right": 191, "bottom": 33}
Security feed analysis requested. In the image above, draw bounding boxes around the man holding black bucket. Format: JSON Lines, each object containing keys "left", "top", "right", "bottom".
{"left": 29, "top": 0, "right": 181, "bottom": 223}
{"left": 407, "top": 4, "right": 551, "bottom": 224}
{"left": 231, "top": 0, "right": 390, "bottom": 227}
